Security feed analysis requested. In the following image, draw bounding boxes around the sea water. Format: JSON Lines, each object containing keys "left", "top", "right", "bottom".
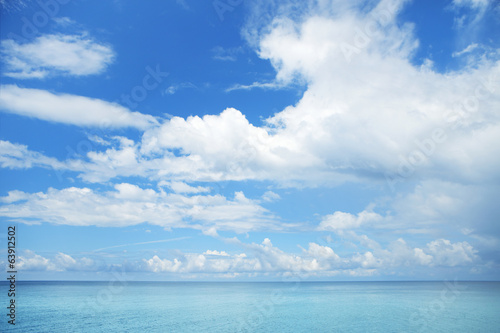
{"left": 1, "top": 281, "right": 499, "bottom": 332}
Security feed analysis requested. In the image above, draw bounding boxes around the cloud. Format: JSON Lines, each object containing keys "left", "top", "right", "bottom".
{"left": 452, "top": 43, "right": 479, "bottom": 57}
{"left": 137, "top": 236, "right": 480, "bottom": 276}
{"left": 225, "top": 81, "right": 288, "bottom": 92}
{"left": 262, "top": 191, "right": 280, "bottom": 202}
{"left": 16, "top": 250, "right": 94, "bottom": 271}
{"left": 93, "top": 237, "right": 191, "bottom": 252}
{"left": 203, "top": 250, "right": 230, "bottom": 256}
{"left": 16, "top": 250, "right": 56, "bottom": 271}
{"left": 451, "top": 0, "right": 496, "bottom": 33}
{"left": 163, "top": 82, "right": 197, "bottom": 95}
{"left": 142, "top": 256, "right": 183, "bottom": 273}
{"left": 13, "top": 235, "right": 481, "bottom": 276}
{"left": 212, "top": 46, "right": 244, "bottom": 61}
{"left": 0, "top": 85, "right": 158, "bottom": 129}
{"left": 426, "top": 239, "right": 478, "bottom": 267}
{"left": 0, "top": 140, "right": 68, "bottom": 170}
{"left": 318, "top": 210, "right": 383, "bottom": 231}
{"left": 52, "top": 17, "right": 76, "bottom": 27}
{"left": 0, "top": 0, "right": 498, "bottom": 265}
{"left": 0, "top": 184, "right": 282, "bottom": 232}
{"left": 4, "top": 0, "right": 499, "bottom": 186}
{"left": 1, "top": 33, "right": 114, "bottom": 79}
{"left": 139, "top": 107, "right": 324, "bottom": 184}
{"left": 159, "top": 181, "right": 211, "bottom": 194}
{"left": 316, "top": 179, "right": 500, "bottom": 249}
{"left": 388, "top": 180, "right": 500, "bottom": 238}
{"left": 305, "top": 242, "right": 340, "bottom": 261}
{"left": 122, "top": 0, "right": 499, "bottom": 190}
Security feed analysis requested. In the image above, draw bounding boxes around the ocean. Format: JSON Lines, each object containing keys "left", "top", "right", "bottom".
{"left": 1, "top": 281, "right": 499, "bottom": 332}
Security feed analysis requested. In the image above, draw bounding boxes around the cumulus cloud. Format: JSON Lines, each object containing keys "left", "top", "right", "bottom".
{"left": 135, "top": 236, "right": 479, "bottom": 276}
{"left": 16, "top": 250, "right": 56, "bottom": 271}
{"left": 1, "top": 33, "right": 114, "bottom": 79}
{"left": 2, "top": 0, "right": 498, "bottom": 187}
{"left": 12, "top": 236, "right": 480, "bottom": 276}
{"left": 0, "top": 85, "right": 158, "bottom": 129}
{"left": 143, "top": 256, "right": 183, "bottom": 273}
{"left": 37, "top": 0, "right": 496, "bottom": 189}
{"left": 16, "top": 250, "right": 94, "bottom": 271}
{"left": 426, "top": 239, "right": 477, "bottom": 267}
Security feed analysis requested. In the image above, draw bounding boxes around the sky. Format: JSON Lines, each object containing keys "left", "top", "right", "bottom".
{"left": 0, "top": 0, "right": 499, "bottom": 281}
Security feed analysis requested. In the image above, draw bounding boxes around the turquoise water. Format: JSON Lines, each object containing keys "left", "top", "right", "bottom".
{"left": 1, "top": 281, "right": 499, "bottom": 332}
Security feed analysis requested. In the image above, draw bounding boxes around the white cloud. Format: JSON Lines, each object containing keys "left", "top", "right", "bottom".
{"left": 0, "top": 85, "right": 158, "bottom": 129}
{"left": 143, "top": 256, "right": 183, "bottom": 273}
{"left": 13, "top": 236, "right": 480, "bottom": 276}
{"left": 225, "top": 81, "right": 288, "bottom": 92}
{"left": 139, "top": 236, "right": 479, "bottom": 276}
{"left": 0, "top": 184, "right": 281, "bottom": 232}
{"left": 426, "top": 239, "right": 477, "bottom": 267}
{"left": 112, "top": 0, "right": 499, "bottom": 191}
{"left": 305, "top": 242, "right": 340, "bottom": 261}
{"left": 0, "top": 140, "right": 68, "bottom": 171}
{"left": 16, "top": 250, "right": 94, "bottom": 271}
{"left": 203, "top": 250, "right": 230, "bottom": 256}
{"left": 159, "top": 181, "right": 211, "bottom": 194}
{"left": 1, "top": 34, "right": 114, "bottom": 79}
{"left": 163, "top": 82, "right": 196, "bottom": 95}
{"left": 139, "top": 107, "right": 323, "bottom": 184}
{"left": 16, "top": 250, "right": 56, "bottom": 271}
{"left": 4, "top": 7, "right": 499, "bottom": 186}
{"left": 318, "top": 210, "right": 383, "bottom": 231}
{"left": 452, "top": 43, "right": 479, "bottom": 57}
{"left": 262, "top": 190, "right": 280, "bottom": 202}
{"left": 52, "top": 17, "right": 76, "bottom": 27}
{"left": 451, "top": 0, "right": 495, "bottom": 30}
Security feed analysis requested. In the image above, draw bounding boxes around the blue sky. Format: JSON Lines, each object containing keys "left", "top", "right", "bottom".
{"left": 0, "top": 0, "right": 499, "bottom": 281}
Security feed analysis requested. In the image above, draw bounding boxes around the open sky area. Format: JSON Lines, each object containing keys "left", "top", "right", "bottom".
{"left": 0, "top": 0, "right": 499, "bottom": 281}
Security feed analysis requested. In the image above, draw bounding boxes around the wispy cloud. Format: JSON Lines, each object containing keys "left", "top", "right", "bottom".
{"left": 0, "top": 140, "right": 69, "bottom": 171}
{"left": 212, "top": 46, "right": 244, "bottom": 61}
{"left": 0, "top": 85, "right": 158, "bottom": 129}
{"left": 93, "top": 237, "right": 191, "bottom": 252}
{"left": 163, "top": 82, "right": 197, "bottom": 95}
{"left": 225, "top": 81, "right": 287, "bottom": 92}
{"left": 1, "top": 33, "right": 114, "bottom": 79}
{"left": 452, "top": 43, "right": 479, "bottom": 57}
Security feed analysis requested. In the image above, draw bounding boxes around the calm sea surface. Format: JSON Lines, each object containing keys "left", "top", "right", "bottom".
{"left": 1, "top": 281, "right": 499, "bottom": 332}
